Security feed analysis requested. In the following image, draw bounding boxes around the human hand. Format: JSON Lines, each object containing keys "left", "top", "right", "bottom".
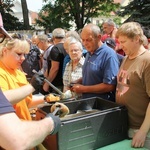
{"left": 43, "top": 82, "right": 50, "bottom": 92}
{"left": 51, "top": 102, "right": 70, "bottom": 117}
{"left": 111, "top": 27, "right": 118, "bottom": 39}
{"left": 71, "top": 84, "right": 83, "bottom": 93}
{"left": 30, "top": 71, "right": 45, "bottom": 91}
{"left": 46, "top": 113, "right": 61, "bottom": 135}
{"left": 131, "top": 129, "right": 146, "bottom": 148}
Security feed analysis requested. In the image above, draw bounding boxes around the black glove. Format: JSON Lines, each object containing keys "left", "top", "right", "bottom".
{"left": 46, "top": 113, "right": 61, "bottom": 135}
{"left": 30, "top": 72, "right": 45, "bottom": 91}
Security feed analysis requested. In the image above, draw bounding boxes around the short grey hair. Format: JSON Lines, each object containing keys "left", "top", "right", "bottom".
{"left": 37, "top": 34, "right": 48, "bottom": 42}
{"left": 52, "top": 28, "right": 65, "bottom": 38}
{"left": 83, "top": 23, "right": 101, "bottom": 37}
{"left": 65, "top": 30, "right": 81, "bottom": 42}
{"left": 68, "top": 37, "right": 83, "bottom": 51}
{"left": 103, "top": 19, "right": 116, "bottom": 27}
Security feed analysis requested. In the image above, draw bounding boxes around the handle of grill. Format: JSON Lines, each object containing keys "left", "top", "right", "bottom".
{"left": 32, "top": 70, "right": 64, "bottom": 95}
{"left": 52, "top": 106, "right": 60, "bottom": 116}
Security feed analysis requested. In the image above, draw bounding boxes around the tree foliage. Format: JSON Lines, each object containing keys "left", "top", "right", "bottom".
{"left": 36, "top": 2, "right": 73, "bottom": 32}
{"left": 117, "top": 0, "right": 150, "bottom": 27}
{"left": 20, "top": 0, "right": 30, "bottom": 30}
{"left": 0, "top": 0, "right": 30, "bottom": 30}
{"left": 36, "top": 0, "right": 120, "bottom": 31}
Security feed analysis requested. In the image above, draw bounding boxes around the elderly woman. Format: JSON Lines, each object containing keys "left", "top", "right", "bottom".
{"left": 0, "top": 38, "right": 45, "bottom": 120}
{"left": 63, "top": 37, "right": 85, "bottom": 99}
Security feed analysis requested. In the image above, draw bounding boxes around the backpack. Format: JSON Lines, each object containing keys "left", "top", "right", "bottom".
{"left": 21, "top": 44, "right": 41, "bottom": 78}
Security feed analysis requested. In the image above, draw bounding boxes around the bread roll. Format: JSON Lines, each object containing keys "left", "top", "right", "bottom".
{"left": 45, "top": 94, "right": 60, "bottom": 102}
{"left": 51, "top": 102, "right": 69, "bottom": 117}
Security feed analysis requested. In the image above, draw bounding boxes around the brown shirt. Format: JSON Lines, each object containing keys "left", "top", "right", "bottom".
{"left": 116, "top": 51, "right": 150, "bottom": 129}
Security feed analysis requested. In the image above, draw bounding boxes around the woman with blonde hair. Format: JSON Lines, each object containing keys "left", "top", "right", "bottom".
{"left": 0, "top": 38, "right": 45, "bottom": 120}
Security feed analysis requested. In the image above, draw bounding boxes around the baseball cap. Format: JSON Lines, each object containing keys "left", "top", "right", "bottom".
{"left": 104, "top": 38, "right": 116, "bottom": 49}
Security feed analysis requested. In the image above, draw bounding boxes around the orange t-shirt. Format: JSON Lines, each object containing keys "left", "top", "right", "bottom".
{"left": 0, "top": 61, "right": 32, "bottom": 120}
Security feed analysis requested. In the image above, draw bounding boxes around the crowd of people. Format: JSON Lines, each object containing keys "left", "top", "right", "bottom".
{"left": 0, "top": 17, "right": 150, "bottom": 150}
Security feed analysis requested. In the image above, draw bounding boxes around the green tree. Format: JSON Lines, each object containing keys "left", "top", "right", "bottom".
{"left": 36, "top": 2, "right": 73, "bottom": 32}
{"left": 117, "top": 0, "right": 150, "bottom": 27}
{"left": 20, "top": 0, "right": 30, "bottom": 30}
{"left": 36, "top": 0, "right": 120, "bottom": 31}
{"left": 0, "top": 0, "right": 25, "bottom": 30}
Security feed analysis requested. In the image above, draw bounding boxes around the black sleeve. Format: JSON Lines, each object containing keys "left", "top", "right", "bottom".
{"left": 0, "top": 89, "right": 15, "bottom": 114}
{"left": 50, "top": 46, "right": 60, "bottom": 61}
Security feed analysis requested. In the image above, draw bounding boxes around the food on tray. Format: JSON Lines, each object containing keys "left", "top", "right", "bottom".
{"left": 51, "top": 102, "right": 70, "bottom": 117}
{"left": 45, "top": 94, "right": 60, "bottom": 102}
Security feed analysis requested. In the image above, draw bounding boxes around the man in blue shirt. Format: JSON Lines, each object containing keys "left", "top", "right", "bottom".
{"left": 71, "top": 23, "right": 119, "bottom": 102}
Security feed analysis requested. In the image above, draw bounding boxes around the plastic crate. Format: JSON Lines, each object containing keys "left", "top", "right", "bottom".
{"left": 36, "top": 97, "right": 128, "bottom": 150}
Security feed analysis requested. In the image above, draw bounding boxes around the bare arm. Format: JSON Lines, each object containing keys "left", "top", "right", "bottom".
{"left": 3, "top": 84, "right": 35, "bottom": 105}
{"left": 132, "top": 102, "right": 150, "bottom": 148}
{"left": 47, "top": 60, "right": 59, "bottom": 82}
{"left": 28, "top": 94, "right": 45, "bottom": 108}
{"left": 4, "top": 82, "right": 45, "bottom": 108}
{"left": 72, "top": 83, "right": 115, "bottom": 94}
{"left": 0, "top": 112, "right": 54, "bottom": 150}
{"left": 140, "top": 102, "right": 150, "bottom": 133}
{"left": 111, "top": 27, "right": 118, "bottom": 39}
{"left": 43, "top": 61, "right": 59, "bottom": 92}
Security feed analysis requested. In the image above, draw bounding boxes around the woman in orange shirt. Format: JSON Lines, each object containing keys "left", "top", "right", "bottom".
{"left": 0, "top": 38, "right": 45, "bottom": 120}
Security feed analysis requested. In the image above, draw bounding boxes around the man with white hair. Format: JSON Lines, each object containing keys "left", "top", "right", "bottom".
{"left": 102, "top": 19, "right": 125, "bottom": 56}
{"left": 101, "top": 19, "right": 117, "bottom": 41}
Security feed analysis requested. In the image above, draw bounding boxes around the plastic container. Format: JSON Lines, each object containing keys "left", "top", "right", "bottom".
{"left": 36, "top": 97, "right": 128, "bottom": 150}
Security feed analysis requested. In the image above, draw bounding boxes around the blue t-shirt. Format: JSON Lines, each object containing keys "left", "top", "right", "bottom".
{"left": 82, "top": 43, "right": 119, "bottom": 101}
{"left": 0, "top": 89, "right": 15, "bottom": 114}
